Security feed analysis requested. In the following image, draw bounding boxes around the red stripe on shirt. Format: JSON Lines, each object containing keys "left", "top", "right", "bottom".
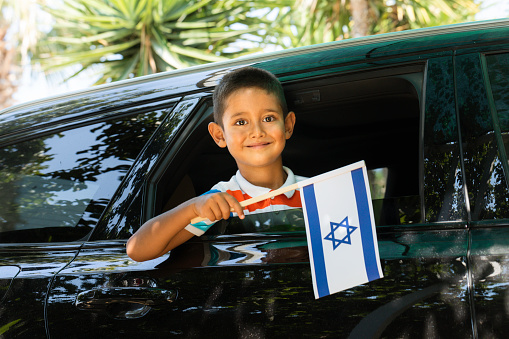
{"left": 226, "top": 189, "right": 302, "bottom": 213}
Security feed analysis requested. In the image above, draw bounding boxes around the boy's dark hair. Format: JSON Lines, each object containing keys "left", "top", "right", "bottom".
{"left": 212, "top": 67, "right": 288, "bottom": 127}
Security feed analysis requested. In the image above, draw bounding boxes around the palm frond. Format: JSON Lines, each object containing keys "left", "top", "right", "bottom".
{"left": 36, "top": 0, "right": 286, "bottom": 84}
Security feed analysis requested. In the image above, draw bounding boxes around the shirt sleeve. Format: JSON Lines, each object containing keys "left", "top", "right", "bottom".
{"left": 185, "top": 219, "right": 215, "bottom": 236}
{"left": 184, "top": 189, "right": 221, "bottom": 236}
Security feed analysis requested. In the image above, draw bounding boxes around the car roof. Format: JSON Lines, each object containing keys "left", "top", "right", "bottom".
{"left": 1, "top": 18, "right": 508, "bottom": 144}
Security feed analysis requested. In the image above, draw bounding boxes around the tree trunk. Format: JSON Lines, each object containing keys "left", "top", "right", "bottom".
{"left": 350, "top": 0, "right": 370, "bottom": 38}
{"left": 0, "top": 26, "right": 17, "bottom": 110}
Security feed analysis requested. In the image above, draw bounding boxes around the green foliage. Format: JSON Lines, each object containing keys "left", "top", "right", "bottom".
{"left": 36, "top": 0, "right": 288, "bottom": 84}
{"left": 275, "top": 0, "right": 480, "bottom": 47}
{"left": 371, "top": 0, "right": 480, "bottom": 33}
{"left": 34, "top": 0, "right": 480, "bottom": 84}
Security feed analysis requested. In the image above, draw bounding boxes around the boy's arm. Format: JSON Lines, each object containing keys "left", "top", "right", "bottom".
{"left": 126, "top": 200, "right": 197, "bottom": 262}
{"left": 126, "top": 193, "right": 244, "bottom": 262}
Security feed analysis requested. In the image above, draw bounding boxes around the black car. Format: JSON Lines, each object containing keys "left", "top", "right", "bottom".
{"left": 1, "top": 19, "right": 509, "bottom": 338}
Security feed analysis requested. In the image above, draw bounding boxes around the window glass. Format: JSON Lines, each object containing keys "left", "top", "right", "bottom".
{"left": 457, "top": 53, "right": 509, "bottom": 221}
{"left": 424, "top": 57, "right": 466, "bottom": 222}
{"left": 0, "top": 109, "right": 167, "bottom": 243}
{"left": 487, "top": 53, "right": 509, "bottom": 131}
{"left": 484, "top": 52, "right": 509, "bottom": 219}
{"left": 206, "top": 208, "right": 306, "bottom": 236}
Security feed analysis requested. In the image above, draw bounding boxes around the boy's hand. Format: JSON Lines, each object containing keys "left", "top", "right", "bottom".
{"left": 192, "top": 192, "right": 245, "bottom": 222}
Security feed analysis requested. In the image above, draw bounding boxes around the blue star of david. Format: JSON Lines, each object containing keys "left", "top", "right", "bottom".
{"left": 323, "top": 216, "right": 357, "bottom": 250}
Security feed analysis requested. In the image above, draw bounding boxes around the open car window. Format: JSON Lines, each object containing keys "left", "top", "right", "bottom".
{"left": 151, "top": 65, "right": 424, "bottom": 235}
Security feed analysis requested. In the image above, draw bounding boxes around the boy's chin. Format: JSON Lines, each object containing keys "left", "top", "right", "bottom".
{"left": 236, "top": 158, "right": 283, "bottom": 170}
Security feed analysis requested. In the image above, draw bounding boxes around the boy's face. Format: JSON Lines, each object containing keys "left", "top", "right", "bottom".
{"left": 209, "top": 87, "right": 295, "bottom": 173}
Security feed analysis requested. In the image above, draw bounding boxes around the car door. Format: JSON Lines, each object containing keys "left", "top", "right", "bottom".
{"left": 45, "top": 97, "right": 203, "bottom": 337}
{"left": 46, "top": 56, "right": 473, "bottom": 338}
{"left": 0, "top": 101, "right": 172, "bottom": 338}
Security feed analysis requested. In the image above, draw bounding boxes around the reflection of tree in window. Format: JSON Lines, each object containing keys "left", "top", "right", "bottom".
{"left": 487, "top": 54, "right": 509, "bottom": 129}
{"left": 459, "top": 53, "right": 509, "bottom": 220}
{"left": 423, "top": 58, "right": 466, "bottom": 222}
{"left": 485, "top": 53, "right": 509, "bottom": 219}
{"left": 0, "top": 110, "right": 166, "bottom": 242}
{"left": 0, "top": 139, "right": 53, "bottom": 232}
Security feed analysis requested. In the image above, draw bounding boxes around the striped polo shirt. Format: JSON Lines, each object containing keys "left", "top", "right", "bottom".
{"left": 185, "top": 166, "right": 306, "bottom": 236}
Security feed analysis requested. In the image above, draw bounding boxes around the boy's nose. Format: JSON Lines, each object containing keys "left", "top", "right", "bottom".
{"left": 250, "top": 122, "right": 265, "bottom": 137}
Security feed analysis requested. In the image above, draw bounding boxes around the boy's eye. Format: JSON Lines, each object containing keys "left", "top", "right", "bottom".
{"left": 263, "top": 116, "right": 275, "bottom": 122}
{"left": 235, "top": 120, "right": 246, "bottom": 126}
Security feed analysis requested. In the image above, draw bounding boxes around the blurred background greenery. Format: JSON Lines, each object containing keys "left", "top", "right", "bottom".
{"left": 0, "top": 0, "right": 506, "bottom": 110}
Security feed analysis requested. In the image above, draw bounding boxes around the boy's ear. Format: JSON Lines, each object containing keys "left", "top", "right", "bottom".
{"left": 284, "top": 111, "right": 296, "bottom": 139}
{"left": 208, "top": 122, "right": 227, "bottom": 148}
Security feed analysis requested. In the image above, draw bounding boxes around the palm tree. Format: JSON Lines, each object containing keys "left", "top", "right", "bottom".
{"left": 277, "top": 0, "right": 479, "bottom": 47}
{"left": 0, "top": 25, "right": 16, "bottom": 110}
{"left": 350, "top": 0, "right": 370, "bottom": 38}
{"left": 36, "top": 0, "right": 290, "bottom": 84}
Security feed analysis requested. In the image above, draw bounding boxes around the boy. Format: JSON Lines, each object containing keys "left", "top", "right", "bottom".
{"left": 126, "top": 67, "right": 301, "bottom": 262}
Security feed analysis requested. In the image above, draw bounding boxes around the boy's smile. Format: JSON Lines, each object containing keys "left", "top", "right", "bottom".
{"left": 209, "top": 87, "right": 296, "bottom": 188}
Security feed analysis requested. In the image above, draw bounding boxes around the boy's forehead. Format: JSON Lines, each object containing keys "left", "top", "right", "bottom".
{"left": 228, "top": 86, "right": 273, "bottom": 98}
{"left": 224, "top": 87, "right": 282, "bottom": 110}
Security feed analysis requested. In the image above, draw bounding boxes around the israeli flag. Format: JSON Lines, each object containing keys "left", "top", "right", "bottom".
{"left": 298, "top": 161, "right": 383, "bottom": 299}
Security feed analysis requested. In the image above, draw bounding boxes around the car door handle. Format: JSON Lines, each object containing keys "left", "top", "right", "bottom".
{"left": 75, "top": 287, "right": 177, "bottom": 310}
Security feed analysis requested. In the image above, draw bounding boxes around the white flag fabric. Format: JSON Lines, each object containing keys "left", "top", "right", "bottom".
{"left": 298, "top": 160, "right": 383, "bottom": 299}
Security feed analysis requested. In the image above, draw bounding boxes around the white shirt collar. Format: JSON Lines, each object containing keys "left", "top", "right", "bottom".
{"left": 235, "top": 166, "right": 297, "bottom": 199}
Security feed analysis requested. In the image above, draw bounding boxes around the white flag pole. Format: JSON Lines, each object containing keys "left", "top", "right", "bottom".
{"left": 189, "top": 160, "right": 365, "bottom": 224}
{"left": 189, "top": 182, "right": 299, "bottom": 224}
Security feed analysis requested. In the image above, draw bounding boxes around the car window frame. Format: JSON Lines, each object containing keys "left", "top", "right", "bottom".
{"left": 89, "top": 96, "right": 207, "bottom": 241}
{"left": 136, "top": 61, "right": 473, "bottom": 243}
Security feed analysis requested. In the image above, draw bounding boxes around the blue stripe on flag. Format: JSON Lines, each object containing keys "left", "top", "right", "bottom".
{"left": 351, "top": 168, "right": 380, "bottom": 282}
{"left": 302, "top": 184, "right": 329, "bottom": 298}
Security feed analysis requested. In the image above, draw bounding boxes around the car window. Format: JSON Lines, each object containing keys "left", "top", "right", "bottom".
{"left": 0, "top": 109, "right": 168, "bottom": 243}
{"left": 487, "top": 53, "right": 509, "bottom": 123}
{"left": 483, "top": 52, "right": 509, "bottom": 219}
{"left": 285, "top": 71, "right": 422, "bottom": 228}
{"left": 423, "top": 57, "right": 466, "bottom": 223}
{"left": 150, "top": 67, "right": 425, "bottom": 236}
{"left": 486, "top": 52, "right": 509, "bottom": 161}
{"left": 456, "top": 52, "right": 509, "bottom": 221}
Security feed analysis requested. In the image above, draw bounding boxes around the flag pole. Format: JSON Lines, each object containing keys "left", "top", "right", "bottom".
{"left": 189, "top": 182, "right": 300, "bottom": 224}
{"left": 189, "top": 160, "right": 367, "bottom": 224}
